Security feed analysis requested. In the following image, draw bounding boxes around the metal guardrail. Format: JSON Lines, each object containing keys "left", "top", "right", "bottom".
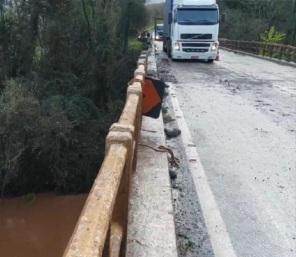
{"left": 63, "top": 52, "right": 148, "bottom": 257}
{"left": 219, "top": 39, "right": 296, "bottom": 63}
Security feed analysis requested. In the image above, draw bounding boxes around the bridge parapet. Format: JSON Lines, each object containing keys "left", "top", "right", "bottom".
{"left": 63, "top": 52, "right": 147, "bottom": 257}
{"left": 220, "top": 38, "right": 296, "bottom": 63}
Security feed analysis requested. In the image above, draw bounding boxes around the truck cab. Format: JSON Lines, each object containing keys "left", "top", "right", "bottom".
{"left": 164, "top": 0, "right": 219, "bottom": 62}
{"left": 155, "top": 23, "right": 164, "bottom": 41}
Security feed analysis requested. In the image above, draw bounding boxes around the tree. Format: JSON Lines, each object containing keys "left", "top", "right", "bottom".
{"left": 0, "top": 0, "right": 148, "bottom": 196}
{"left": 260, "top": 26, "right": 286, "bottom": 43}
{"left": 218, "top": 0, "right": 296, "bottom": 46}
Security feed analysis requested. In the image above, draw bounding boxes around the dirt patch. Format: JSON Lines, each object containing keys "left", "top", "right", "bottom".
{"left": 156, "top": 55, "right": 178, "bottom": 83}
{"left": 162, "top": 95, "right": 215, "bottom": 257}
{"left": 157, "top": 52, "right": 215, "bottom": 257}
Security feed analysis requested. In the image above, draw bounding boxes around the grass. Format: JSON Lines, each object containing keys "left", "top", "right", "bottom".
{"left": 128, "top": 37, "right": 145, "bottom": 51}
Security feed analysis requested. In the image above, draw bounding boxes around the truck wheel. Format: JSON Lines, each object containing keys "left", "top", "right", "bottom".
{"left": 168, "top": 47, "right": 172, "bottom": 58}
{"left": 207, "top": 59, "right": 214, "bottom": 63}
{"left": 166, "top": 41, "right": 172, "bottom": 58}
{"left": 163, "top": 44, "right": 167, "bottom": 53}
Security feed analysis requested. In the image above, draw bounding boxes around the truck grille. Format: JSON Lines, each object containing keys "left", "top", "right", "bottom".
{"left": 182, "top": 43, "right": 210, "bottom": 47}
{"left": 183, "top": 48, "right": 208, "bottom": 53}
{"left": 181, "top": 34, "right": 212, "bottom": 40}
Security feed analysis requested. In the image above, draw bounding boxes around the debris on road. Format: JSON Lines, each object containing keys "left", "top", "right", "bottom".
{"left": 156, "top": 41, "right": 296, "bottom": 257}
{"left": 164, "top": 127, "right": 181, "bottom": 139}
{"left": 158, "top": 53, "right": 215, "bottom": 257}
{"left": 169, "top": 168, "right": 178, "bottom": 180}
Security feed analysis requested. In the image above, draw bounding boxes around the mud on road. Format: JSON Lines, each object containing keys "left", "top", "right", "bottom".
{"left": 155, "top": 42, "right": 296, "bottom": 257}
{"left": 156, "top": 53, "right": 215, "bottom": 257}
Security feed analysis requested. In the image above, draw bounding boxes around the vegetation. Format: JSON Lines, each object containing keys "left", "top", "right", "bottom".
{"left": 146, "top": 3, "right": 164, "bottom": 25}
{"left": 145, "top": 1, "right": 296, "bottom": 46}
{"left": 260, "top": 26, "right": 286, "bottom": 44}
{"left": 218, "top": 0, "right": 296, "bottom": 46}
{"left": 0, "top": 0, "right": 147, "bottom": 196}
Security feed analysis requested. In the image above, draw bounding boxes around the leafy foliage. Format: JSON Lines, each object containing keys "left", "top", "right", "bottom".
{"left": 218, "top": 0, "right": 296, "bottom": 46}
{"left": 260, "top": 26, "right": 286, "bottom": 43}
{"left": 146, "top": 3, "right": 164, "bottom": 25}
{"left": 0, "top": 0, "right": 147, "bottom": 196}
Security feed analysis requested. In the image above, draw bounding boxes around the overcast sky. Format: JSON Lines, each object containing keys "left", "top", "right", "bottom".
{"left": 146, "top": 0, "right": 165, "bottom": 4}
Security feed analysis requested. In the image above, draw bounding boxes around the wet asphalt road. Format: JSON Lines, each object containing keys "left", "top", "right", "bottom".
{"left": 156, "top": 43, "right": 296, "bottom": 257}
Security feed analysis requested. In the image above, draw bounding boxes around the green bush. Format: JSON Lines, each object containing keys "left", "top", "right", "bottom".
{"left": 42, "top": 95, "right": 100, "bottom": 124}
{"left": 0, "top": 80, "right": 123, "bottom": 196}
{"left": 218, "top": 0, "right": 296, "bottom": 46}
{"left": 260, "top": 26, "right": 286, "bottom": 43}
{"left": 0, "top": 0, "right": 147, "bottom": 196}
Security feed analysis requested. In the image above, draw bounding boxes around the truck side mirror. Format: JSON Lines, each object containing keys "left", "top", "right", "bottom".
{"left": 168, "top": 12, "right": 172, "bottom": 24}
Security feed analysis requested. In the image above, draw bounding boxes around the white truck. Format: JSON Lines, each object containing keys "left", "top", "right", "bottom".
{"left": 163, "top": 0, "right": 219, "bottom": 62}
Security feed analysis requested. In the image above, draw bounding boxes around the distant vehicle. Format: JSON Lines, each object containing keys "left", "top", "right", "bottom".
{"left": 138, "top": 31, "right": 151, "bottom": 43}
{"left": 163, "top": 0, "right": 220, "bottom": 62}
{"left": 155, "top": 23, "right": 164, "bottom": 41}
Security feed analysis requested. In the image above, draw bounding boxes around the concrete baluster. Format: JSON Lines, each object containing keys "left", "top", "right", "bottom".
{"left": 107, "top": 125, "right": 134, "bottom": 257}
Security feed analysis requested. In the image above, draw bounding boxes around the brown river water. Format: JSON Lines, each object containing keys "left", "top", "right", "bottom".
{"left": 0, "top": 193, "right": 87, "bottom": 257}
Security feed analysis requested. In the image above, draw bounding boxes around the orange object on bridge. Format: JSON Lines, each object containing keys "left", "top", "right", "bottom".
{"left": 142, "top": 77, "right": 165, "bottom": 118}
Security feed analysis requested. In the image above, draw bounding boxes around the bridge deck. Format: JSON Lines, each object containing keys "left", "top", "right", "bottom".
{"left": 126, "top": 114, "right": 178, "bottom": 257}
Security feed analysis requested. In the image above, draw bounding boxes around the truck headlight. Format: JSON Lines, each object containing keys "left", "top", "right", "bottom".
{"left": 156, "top": 35, "right": 159, "bottom": 40}
{"left": 174, "top": 42, "right": 181, "bottom": 51}
{"left": 211, "top": 43, "right": 218, "bottom": 51}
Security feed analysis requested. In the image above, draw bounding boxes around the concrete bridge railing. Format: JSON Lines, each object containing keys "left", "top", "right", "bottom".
{"left": 220, "top": 38, "right": 296, "bottom": 63}
{"left": 63, "top": 52, "right": 148, "bottom": 257}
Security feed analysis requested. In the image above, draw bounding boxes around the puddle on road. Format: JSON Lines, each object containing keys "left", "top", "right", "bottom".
{"left": 0, "top": 193, "right": 87, "bottom": 257}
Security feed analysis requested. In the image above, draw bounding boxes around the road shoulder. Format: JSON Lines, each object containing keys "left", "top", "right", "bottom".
{"left": 126, "top": 51, "right": 178, "bottom": 257}
{"left": 126, "top": 114, "right": 178, "bottom": 257}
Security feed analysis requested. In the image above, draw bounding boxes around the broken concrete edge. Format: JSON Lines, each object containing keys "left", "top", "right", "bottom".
{"left": 126, "top": 50, "right": 178, "bottom": 257}
{"left": 220, "top": 46, "right": 296, "bottom": 68}
{"left": 166, "top": 82, "right": 238, "bottom": 257}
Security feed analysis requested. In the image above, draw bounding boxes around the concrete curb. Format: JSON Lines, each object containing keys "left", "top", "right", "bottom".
{"left": 126, "top": 52, "right": 178, "bottom": 257}
{"left": 167, "top": 83, "right": 238, "bottom": 257}
{"left": 220, "top": 46, "right": 296, "bottom": 68}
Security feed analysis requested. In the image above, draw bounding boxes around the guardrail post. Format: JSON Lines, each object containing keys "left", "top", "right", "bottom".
{"left": 106, "top": 129, "right": 134, "bottom": 257}
{"left": 138, "top": 51, "right": 148, "bottom": 73}
{"left": 275, "top": 45, "right": 280, "bottom": 59}
{"left": 263, "top": 43, "right": 266, "bottom": 56}
{"left": 288, "top": 47, "right": 292, "bottom": 62}
{"left": 270, "top": 44, "right": 274, "bottom": 58}
{"left": 255, "top": 42, "right": 259, "bottom": 55}
{"left": 279, "top": 46, "right": 283, "bottom": 60}
{"left": 134, "top": 66, "right": 145, "bottom": 83}
{"left": 127, "top": 82, "right": 143, "bottom": 171}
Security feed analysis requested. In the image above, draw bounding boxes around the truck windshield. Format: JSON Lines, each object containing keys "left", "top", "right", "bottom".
{"left": 177, "top": 9, "right": 218, "bottom": 25}
{"left": 156, "top": 25, "right": 164, "bottom": 31}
